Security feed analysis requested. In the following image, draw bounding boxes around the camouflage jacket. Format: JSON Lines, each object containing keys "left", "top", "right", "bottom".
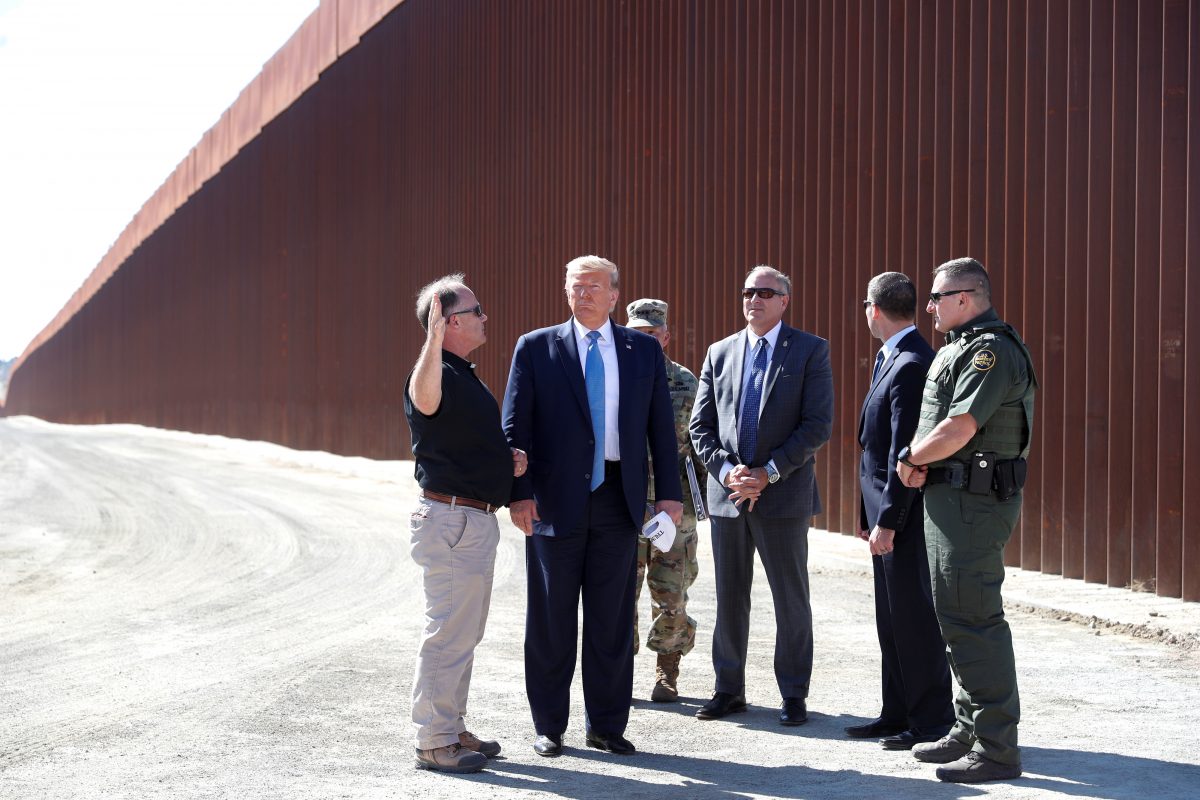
{"left": 647, "top": 357, "right": 707, "bottom": 513}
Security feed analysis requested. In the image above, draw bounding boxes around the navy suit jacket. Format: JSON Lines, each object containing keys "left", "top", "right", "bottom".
{"left": 858, "top": 328, "right": 935, "bottom": 534}
{"left": 502, "top": 319, "right": 682, "bottom": 536}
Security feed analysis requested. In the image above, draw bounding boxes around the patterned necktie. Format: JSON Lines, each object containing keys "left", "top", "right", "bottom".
{"left": 738, "top": 338, "right": 769, "bottom": 465}
{"left": 585, "top": 331, "right": 606, "bottom": 491}
{"left": 872, "top": 349, "right": 885, "bottom": 383}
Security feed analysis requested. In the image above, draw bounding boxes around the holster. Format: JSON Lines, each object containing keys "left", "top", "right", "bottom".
{"left": 993, "top": 457, "right": 1028, "bottom": 501}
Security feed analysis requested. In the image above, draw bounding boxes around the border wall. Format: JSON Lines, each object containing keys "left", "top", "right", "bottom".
{"left": 5, "top": 0, "right": 1199, "bottom": 600}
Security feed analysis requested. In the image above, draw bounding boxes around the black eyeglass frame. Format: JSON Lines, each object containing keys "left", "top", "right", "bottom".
{"left": 741, "top": 288, "right": 788, "bottom": 300}
{"left": 447, "top": 303, "right": 484, "bottom": 318}
{"left": 927, "top": 288, "right": 976, "bottom": 303}
{"left": 861, "top": 299, "right": 874, "bottom": 308}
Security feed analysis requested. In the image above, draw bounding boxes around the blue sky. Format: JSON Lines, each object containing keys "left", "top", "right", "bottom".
{"left": 0, "top": 0, "right": 318, "bottom": 361}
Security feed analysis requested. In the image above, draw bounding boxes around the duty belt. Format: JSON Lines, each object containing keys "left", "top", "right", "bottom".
{"left": 925, "top": 462, "right": 968, "bottom": 488}
{"left": 924, "top": 456, "right": 1027, "bottom": 501}
{"left": 421, "top": 490, "right": 498, "bottom": 514}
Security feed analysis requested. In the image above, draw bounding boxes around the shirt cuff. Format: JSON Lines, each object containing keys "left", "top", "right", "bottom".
{"left": 719, "top": 460, "right": 733, "bottom": 485}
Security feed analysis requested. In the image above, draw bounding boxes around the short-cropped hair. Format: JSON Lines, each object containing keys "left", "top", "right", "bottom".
{"left": 746, "top": 265, "right": 792, "bottom": 295}
{"left": 415, "top": 273, "right": 466, "bottom": 331}
{"left": 933, "top": 257, "right": 991, "bottom": 299}
{"left": 564, "top": 255, "right": 619, "bottom": 288}
{"left": 867, "top": 272, "right": 917, "bottom": 319}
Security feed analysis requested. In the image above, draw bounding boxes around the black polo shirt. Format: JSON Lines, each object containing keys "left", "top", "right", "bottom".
{"left": 404, "top": 350, "right": 512, "bottom": 508}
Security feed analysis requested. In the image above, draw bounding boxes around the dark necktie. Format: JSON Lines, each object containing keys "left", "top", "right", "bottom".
{"left": 585, "top": 331, "right": 605, "bottom": 491}
{"left": 738, "top": 339, "right": 769, "bottom": 464}
{"left": 872, "top": 349, "right": 885, "bottom": 383}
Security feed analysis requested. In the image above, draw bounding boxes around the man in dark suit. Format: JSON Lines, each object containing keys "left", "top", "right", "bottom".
{"left": 848, "top": 271, "right": 954, "bottom": 749}
{"left": 502, "top": 255, "right": 683, "bottom": 758}
{"left": 689, "top": 265, "right": 834, "bottom": 726}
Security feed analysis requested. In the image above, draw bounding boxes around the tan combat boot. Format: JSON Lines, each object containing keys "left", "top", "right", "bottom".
{"left": 651, "top": 651, "right": 682, "bottom": 702}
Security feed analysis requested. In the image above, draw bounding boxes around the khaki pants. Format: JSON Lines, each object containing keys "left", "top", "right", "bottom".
{"left": 409, "top": 497, "right": 500, "bottom": 749}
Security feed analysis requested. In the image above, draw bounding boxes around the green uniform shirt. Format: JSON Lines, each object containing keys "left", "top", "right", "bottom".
{"left": 917, "top": 308, "right": 1037, "bottom": 464}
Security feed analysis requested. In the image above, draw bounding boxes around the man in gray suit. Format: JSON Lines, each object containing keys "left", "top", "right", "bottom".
{"left": 689, "top": 265, "right": 834, "bottom": 726}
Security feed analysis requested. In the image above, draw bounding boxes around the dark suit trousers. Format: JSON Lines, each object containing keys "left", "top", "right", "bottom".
{"left": 525, "top": 475, "right": 638, "bottom": 737}
{"left": 872, "top": 514, "right": 954, "bottom": 728}
{"left": 710, "top": 513, "right": 812, "bottom": 698}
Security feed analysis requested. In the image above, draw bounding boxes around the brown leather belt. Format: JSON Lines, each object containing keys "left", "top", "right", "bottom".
{"left": 421, "top": 490, "right": 498, "bottom": 515}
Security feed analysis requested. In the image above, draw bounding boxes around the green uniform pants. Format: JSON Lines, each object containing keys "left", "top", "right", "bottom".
{"left": 923, "top": 484, "right": 1022, "bottom": 766}
{"left": 633, "top": 513, "right": 698, "bottom": 656}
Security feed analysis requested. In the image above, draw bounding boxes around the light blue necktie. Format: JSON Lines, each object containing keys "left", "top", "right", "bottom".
{"left": 738, "top": 338, "right": 768, "bottom": 465}
{"left": 585, "top": 331, "right": 606, "bottom": 491}
{"left": 872, "top": 349, "right": 885, "bottom": 383}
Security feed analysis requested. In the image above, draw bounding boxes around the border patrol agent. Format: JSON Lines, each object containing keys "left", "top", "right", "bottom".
{"left": 896, "top": 258, "right": 1037, "bottom": 784}
{"left": 625, "top": 298, "right": 705, "bottom": 703}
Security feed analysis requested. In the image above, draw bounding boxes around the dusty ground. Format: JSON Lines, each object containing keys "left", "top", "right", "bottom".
{"left": 2, "top": 416, "right": 1198, "bottom": 800}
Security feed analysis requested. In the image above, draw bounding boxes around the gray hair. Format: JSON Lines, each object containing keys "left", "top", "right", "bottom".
{"left": 933, "top": 257, "right": 991, "bottom": 300}
{"left": 867, "top": 272, "right": 917, "bottom": 319}
{"left": 415, "top": 272, "right": 466, "bottom": 331}
{"left": 564, "top": 255, "right": 619, "bottom": 288}
{"left": 746, "top": 265, "right": 791, "bottom": 295}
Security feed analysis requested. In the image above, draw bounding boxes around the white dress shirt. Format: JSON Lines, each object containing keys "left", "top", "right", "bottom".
{"left": 876, "top": 324, "right": 916, "bottom": 375}
{"left": 720, "top": 321, "right": 783, "bottom": 484}
{"left": 573, "top": 317, "right": 621, "bottom": 460}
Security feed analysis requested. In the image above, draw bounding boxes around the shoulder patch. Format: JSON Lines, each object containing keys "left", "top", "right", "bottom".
{"left": 972, "top": 349, "right": 997, "bottom": 372}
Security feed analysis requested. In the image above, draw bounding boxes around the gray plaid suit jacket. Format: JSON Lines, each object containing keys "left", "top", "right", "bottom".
{"left": 689, "top": 324, "right": 834, "bottom": 519}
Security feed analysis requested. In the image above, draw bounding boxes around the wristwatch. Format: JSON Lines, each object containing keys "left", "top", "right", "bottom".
{"left": 765, "top": 461, "right": 781, "bottom": 484}
{"left": 897, "top": 446, "right": 920, "bottom": 469}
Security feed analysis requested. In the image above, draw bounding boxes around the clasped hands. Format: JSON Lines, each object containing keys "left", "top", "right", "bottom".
{"left": 897, "top": 460, "right": 928, "bottom": 489}
{"left": 726, "top": 464, "right": 768, "bottom": 511}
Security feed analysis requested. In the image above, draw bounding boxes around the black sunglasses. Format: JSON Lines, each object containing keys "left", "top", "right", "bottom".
{"left": 742, "top": 288, "right": 787, "bottom": 300}
{"left": 928, "top": 288, "right": 975, "bottom": 303}
{"left": 447, "top": 303, "right": 484, "bottom": 318}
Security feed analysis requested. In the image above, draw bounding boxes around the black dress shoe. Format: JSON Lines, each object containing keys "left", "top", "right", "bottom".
{"left": 779, "top": 697, "right": 808, "bottom": 726}
{"left": 585, "top": 731, "right": 636, "bottom": 755}
{"left": 881, "top": 725, "right": 953, "bottom": 751}
{"left": 696, "top": 692, "right": 748, "bottom": 720}
{"left": 845, "top": 718, "right": 908, "bottom": 739}
{"left": 533, "top": 734, "right": 562, "bottom": 757}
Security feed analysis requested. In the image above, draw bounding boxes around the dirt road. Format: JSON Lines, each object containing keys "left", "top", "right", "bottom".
{"left": 2, "top": 416, "right": 1197, "bottom": 799}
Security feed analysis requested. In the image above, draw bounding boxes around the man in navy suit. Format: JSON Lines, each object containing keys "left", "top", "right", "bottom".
{"left": 848, "top": 272, "right": 953, "bottom": 748}
{"left": 502, "top": 255, "right": 683, "bottom": 757}
{"left": 689, "top": 266, "right": 834, "bottom": 726}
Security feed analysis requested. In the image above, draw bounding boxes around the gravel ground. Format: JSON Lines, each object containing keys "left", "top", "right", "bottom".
{"left": 2, "top": 416, "right": 1198, "bottom": 800}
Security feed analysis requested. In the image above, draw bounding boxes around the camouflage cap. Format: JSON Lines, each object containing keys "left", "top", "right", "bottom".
{"left": 626, "top": 298, "right": 668, "bottom": 328}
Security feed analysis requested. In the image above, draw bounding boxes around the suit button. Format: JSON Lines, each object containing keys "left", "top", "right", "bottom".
{"left": 589, "top": 440, "right": 594, "bottom": 445}
{"left": 585, "top": 473, "right": 591, "bottom": 480}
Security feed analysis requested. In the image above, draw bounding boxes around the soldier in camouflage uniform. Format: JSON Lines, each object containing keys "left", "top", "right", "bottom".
{"left": 897, "top": 258, "right": 1037, "bottom": 785}
{"left": 625, "top": 299, "right": 705, "bottom": 703}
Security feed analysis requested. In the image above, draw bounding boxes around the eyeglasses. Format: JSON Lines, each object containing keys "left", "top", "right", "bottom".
{"left": 861, "top": 299, "right": 874, "bottom": 308}
{"left": 742, "top": 288, "right": 787, "bottom": 300}
{"left": 928, "top": 288, "right": 975, "bottom": 304}
{"left": 448, "top": 303, "right": 484, "bottom": 318}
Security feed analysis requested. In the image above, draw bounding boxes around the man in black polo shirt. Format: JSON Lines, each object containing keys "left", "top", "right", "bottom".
{"left": 404, "top": 273, "right": 525, "bottom": 774}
